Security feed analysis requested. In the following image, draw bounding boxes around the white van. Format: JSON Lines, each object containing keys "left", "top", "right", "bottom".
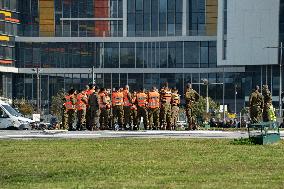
{"left": 0, "top": 101, "right": 34, "bottom": 130}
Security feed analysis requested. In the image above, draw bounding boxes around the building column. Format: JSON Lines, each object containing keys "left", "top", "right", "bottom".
{"left": 182, "top": 0, "right": 188, "bottom": 36}
{"left": 123, "top": 0, "right": 127, "bottom": 37}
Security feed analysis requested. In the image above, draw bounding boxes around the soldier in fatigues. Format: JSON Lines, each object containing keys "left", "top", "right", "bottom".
{"left": 88, "top": 86, "right": 100, "bottom": 130}
{"left": 160, "top": 83, "right": 172, "bottom": 130}
{"left": 65, "top": 88, "right": 77, "bottom": 131}
{"left": 112, "top": 88, "right": 124, "bottom": 130}
{"left": 131, "top": 91, "right": 138, "bottom": 130}
{"left": 99, "top": 88, "right": 111, "bottom": 130}
{"left": 60, "top": 96, "right": 68, "bottom": 130}
{"left": 171, "top": 88, "right": 180, "bottom": 130}
{"left": 75, "top": 89, "right": 88, "bottom": 130}
{"left": 148, "top": 87, "right": 160, "bottom": 130}
{"left": 262, "top": 85, "right": 274, "bottom": 122}
{"left": 85, "top": 84, "right": 95, "bottom": 130}
{"left": 123, "top": 85, "right": 132, "bottom": 130}
{"left": 184, "top": 83, "right": 200, "bottom": 130}
{"left": 249, "top": 85, "right": 264, "bottom": 123}
{"left": 136, "top": 89, "right": 148, "bottom": 130}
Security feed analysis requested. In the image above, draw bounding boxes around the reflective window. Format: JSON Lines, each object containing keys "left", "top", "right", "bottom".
{"left": 184, "top": 42, "right": 199, "bottom": 68}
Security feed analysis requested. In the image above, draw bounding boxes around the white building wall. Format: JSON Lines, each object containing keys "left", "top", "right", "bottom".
{"left": 217, "top": 0, "right": 280, "bottom": 66}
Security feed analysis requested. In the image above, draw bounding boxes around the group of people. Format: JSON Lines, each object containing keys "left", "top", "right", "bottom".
{"left": 61, "top": 83, "right": 200, "bottom": 131}
{"left": 249, "top": 85, "right": 276, "bottom": 123}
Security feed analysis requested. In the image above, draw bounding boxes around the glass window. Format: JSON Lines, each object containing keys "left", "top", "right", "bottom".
{"left": 104, "top": 43, "right": 119, "bottom": 68}
{"left": 136, "top": 0, "right": 143, "bottom": 11}
{"left": 159, "top": 0, "right": 167, "bottom": 12}
{"left": 120, "top": 43, "right": 135, "bottom": 68}
{"left": 184, "top": 42, "right": 199, "bottom": 68}
{"left": 136, "top": 43, "right": 144, "bottom": 68}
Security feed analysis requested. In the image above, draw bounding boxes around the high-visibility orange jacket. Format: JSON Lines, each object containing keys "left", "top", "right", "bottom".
{"left": 75, "top": 93, "right": 87, "bottom": 110}
{"left": 99, "top": 92, "right": 111, "bottom": 109}
{"left": 171, "top": 93, "right": 180, "bottom": 106}
{"left": 161, "top": 89, "right": 172, "bottom": 103}
{"left": 123, "top": 90, "right": 132, "bottom": 106}
{"left": 112, "top": 91, "right": 123, "bottom": 106}
{"left": 136, "top": 92, "right": 148, "bottom": 107}
{"left": 64, "top": 95, "right": 76, "bottom": 110}
{"left": 148, "top": 91, "right": 160, "bottom": 109}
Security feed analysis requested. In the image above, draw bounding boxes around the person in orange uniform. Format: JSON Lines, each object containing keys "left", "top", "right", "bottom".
{"left": 65, "top": 88, "right": 76, "bottom": 131}
{"left": 136, "top": 88, "right": 148, "bottom": 130}
{"left": 148, "top": 86, "right": 160, "bottom": 130}
{"left": 160, "top": 82, "right": 172, "bottom": 130}
{"left": 170, "top": 88, "right": 180, "bottom": 130}
{"left": 98, "top": 88, "right": 111, "bottom": 130}
{"left": 123, "top": 85, "right": 132, "bottom": 130}
{"left": 112, "top": 88, "right": 124, "bottom": 130}
{"left": 75, "top": 89, "right": 88, "bottom": 131}
{"left": 131, "top": 91, "right": 138, "bottom": 130}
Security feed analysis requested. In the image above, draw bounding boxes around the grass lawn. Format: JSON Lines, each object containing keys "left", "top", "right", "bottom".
{"left": 0, "top": 139, "right": 284, "bottom": 189}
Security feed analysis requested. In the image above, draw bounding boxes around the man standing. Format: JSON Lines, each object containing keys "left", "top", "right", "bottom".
{"left": 85, "top": 84, "right": 95, "bottom": 130}
{"left": 112, "top": 88, "right": 124, "bottom": 130}
{"left": 171, "top": 88, "right": 180, "bottom": 130}
{"left": 249, "top": 85, "right": 264, "bottom": 123}
{"left": 88, "top": 86, "right": 100, "bottom": 130}
{"left": 148, "top": 86, "right": 160, "bottom": 130}
{"left": 136, "top": 89, "right": 148, "bottom": 130}
{"left": 160, "top": 83, "right": 172, "bottom": 130}
{"left": 75, "top": 89, "right": 88, "bottom": 131}
{"left": 131, "top": 91, "right": 138, "bottom": 130}
{"left": 184, "top": 83, "right": 200, "bottom": 130}
{"left": 123, "top": 85, "right": 132, "bottom": 129}
{"left": 60, "top": 95, "right": 68, "bottom": 130}
{"left": 98, "top": 88, "right": 111, "bottom": 130}
{"left": 65, "top": 88, "right": 76, "bottom": 131}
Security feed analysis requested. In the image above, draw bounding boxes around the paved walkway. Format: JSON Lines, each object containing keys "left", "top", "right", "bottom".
{"left": 0, "top": 130, "right": 283, "bottom": 140}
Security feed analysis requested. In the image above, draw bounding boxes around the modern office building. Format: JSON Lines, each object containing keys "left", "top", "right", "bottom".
{"left": 0, "top": 0, "right": 283, "bottom": 114}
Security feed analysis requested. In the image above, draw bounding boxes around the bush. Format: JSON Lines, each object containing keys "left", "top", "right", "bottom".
{"left": 13, "top": 98, "right": 34, "bottom": 116}
{"left": 50, "top": 90, "right": 66, "bottom": 121}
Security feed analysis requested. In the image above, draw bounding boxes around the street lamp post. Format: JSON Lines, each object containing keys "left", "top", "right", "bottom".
{"left": 32, "top": 67, "right": 42, "bottom": 113}
{"left": 89, "top": 66, "right": 95, "bottom": 84}
{"left": 234, "top": 84, "right": 237, "bottom": 114}
{"left": 265, "top": 42, "right": 283, "bottom": 117}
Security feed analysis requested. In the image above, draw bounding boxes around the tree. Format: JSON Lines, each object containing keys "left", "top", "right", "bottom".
{"left": 50, "top": 90, "right": 66, "bottom": 121}
{"left": 191, "top": 96, "right": 220, "bottom": 122}
{"left": 13, "top": 98, "right": 34, "bottom": 116}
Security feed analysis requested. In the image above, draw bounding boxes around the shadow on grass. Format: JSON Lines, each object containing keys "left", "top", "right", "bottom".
{"left": 230, "top": 138, "right": 255, "bottom": 145}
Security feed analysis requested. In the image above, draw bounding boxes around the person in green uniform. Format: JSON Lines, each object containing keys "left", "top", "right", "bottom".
{"left": 249, "top": 85, "right": 264, "bottom": 123}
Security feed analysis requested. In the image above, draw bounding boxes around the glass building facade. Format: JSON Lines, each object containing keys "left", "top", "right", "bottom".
{"left": 0, "top": 0, "right": 280, "bottom": 114}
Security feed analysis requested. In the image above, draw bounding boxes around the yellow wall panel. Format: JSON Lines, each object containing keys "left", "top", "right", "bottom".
{"left": 206, "top": 0, "right": 218, "bottom": 36}
{"left": 39, "top": 0, "right": 54, "bottom": 36}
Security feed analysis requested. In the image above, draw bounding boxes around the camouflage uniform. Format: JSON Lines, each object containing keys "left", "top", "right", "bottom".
{"left": 112, "top": 91, "right": 124, "bottom": 130}
{"left": 184, "top": 86, "right": 200, "bottom": 130}
{"left": 66, "top": 94, "right": 76, "bottom": 131}
{"left": 76, "top": 92, "right": 88, "bottom": 131}
{"left": 61, "top": 98, "right": 68, "bottom": 130}
{"left": 249, "top": 86, "right": 264, "bottom": 123}
{"left": 148, "top": 89, "right": 160, "bottom": 130}
{"left": 262, "top": 85, "right": 272, "bottom": 122}
{"left": 99, "top": 91, "right": 111, "bottom": 130}
{"left": 136, "top": 91, "right": 148, "bottom": 130}
{"left": 123, "top": 89, "right": 132, "bottom": 129}
{"left": 88, "top": 91, "right": 100, "bottom": 130}
{"left": 171, "top": 91, "right": 180, "bottom": 130}
{"left": 160, "top": 87, "right": 172, "bottom": 130}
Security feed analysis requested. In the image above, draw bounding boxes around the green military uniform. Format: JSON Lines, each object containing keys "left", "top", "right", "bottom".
{"left": 76, "top": 92, "right": 88, "bottom": 131}
{"left": 123, "top": 89, "right": 132, "bottom": 129}
{"left": 112, "top": 91, "right": 124, "bottom": 130}
{"left": 99, "top": 91, "right": 111, "bottom": 130}
{"left": 148, "top": 89, "right": 160, "bottom": 130}
{"left": 60, "top": 97, "right": 68, "bottom": 130}
{"left": 160, "top": 87, "right": 172, "bottom": 130}
{"left": 249, "top": 86, "right": 264, "bottom": 123}
{"left": 136, "top": 91, "right": 148, "bottom": 130}
{"left": 184, "top": 86, "right": 200, "bottom": 130}
{"left": 88, "top": 91, "right": 100, "bottom": 130}
{"left": 67, "top": 94, "right": 76, "bottom": 131}
{"left": 262, "top": 85, "right": 272, "bottom": 122}
{"left": 170, "top": 91, "right": 180, "bottom": 130}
